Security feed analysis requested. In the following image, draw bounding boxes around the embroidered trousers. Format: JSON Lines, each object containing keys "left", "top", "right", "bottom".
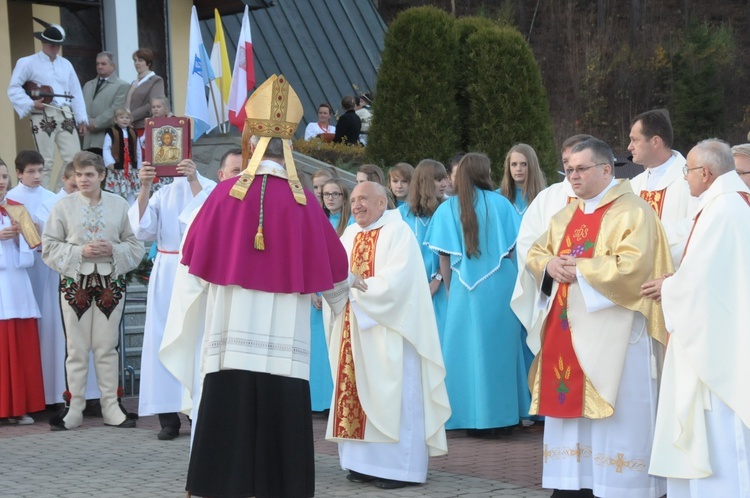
{"left": 30, "top": 106, "right": 81, "bottom": 190}
{"left": 59, "top": 273, "right": 126, "bottom": 428}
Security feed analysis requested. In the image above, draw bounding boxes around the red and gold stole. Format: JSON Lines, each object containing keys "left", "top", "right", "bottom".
{"left": 640, "top": 189, "right": 667, "bottom": 218}
{"left": 332, "top": 228, "right": 381, "bottom": 439}
{"left": 740, "top": 191, "right": 750, "bottom": 207}
{"left": 538, "top": 202, "right": 613, "bottom": 418}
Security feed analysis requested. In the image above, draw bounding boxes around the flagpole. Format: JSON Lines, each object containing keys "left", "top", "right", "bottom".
{"left": 208, "top": 83, "right": 221, "bottom": 130}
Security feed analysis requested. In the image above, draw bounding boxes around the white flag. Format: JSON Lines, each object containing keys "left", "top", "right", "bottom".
{"left": 185, "top": 6, "right": 213, "bottom": 140}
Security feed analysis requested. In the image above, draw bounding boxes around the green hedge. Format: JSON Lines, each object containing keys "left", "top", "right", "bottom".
{"left": 368, "top": 9, "right": 558, "bottom": 182}
{"left": 464, "top": 25, "right": 558, "bottom": 183}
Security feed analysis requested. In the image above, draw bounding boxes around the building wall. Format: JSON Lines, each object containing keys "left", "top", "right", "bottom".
{"left": 2, "top": 3, "right": 61, "bottom": 184}
{"left": 168, "top": 0, "right": 191, "bottom": 117}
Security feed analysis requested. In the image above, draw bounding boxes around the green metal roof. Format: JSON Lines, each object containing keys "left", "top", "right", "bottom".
{"left": 200, "top": 0, "right": 386, "bottom": 136}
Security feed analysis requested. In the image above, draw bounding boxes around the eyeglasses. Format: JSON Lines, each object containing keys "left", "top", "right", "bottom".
{"left": 737, "top": 170, "right": 750, "bottom": 176}
{"left": 564, "top": 163, "right": 607, "bottom": 177}
{"left": 322, "top": 192, "right": 343, "bottom": 199}
{"left": 682, "top": 165, "right": 702, "bottom": 176}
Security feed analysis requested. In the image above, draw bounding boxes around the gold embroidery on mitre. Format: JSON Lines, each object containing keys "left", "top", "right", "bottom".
{"left": 229, "top": 74, "right": 306, "bottom": 204}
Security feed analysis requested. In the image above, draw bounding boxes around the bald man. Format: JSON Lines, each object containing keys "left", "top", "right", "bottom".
{"left": 325, "top": 181, "right": 450, "bottom": 490}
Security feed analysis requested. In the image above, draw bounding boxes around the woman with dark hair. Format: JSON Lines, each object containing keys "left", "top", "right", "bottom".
{"left": 425, "top": 153, "right": 527, "bottom": 436}
{"left": 399, "top": 159, "right": 449, "bottom": 341}
{"left": 333, "top": 96, "right": 361, "bottom": 145}
{"left": 304, "top": 103, "right": 336, "bottom": 141}
{"left": 125, "top": 48, "right": 165, "bottom": 137}
{"left": 499, "top": 143, "right": 547, "bottom": 218}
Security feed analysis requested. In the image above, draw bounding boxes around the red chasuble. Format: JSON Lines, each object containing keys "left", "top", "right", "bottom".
{"left": 538, "top": 202, "right": 613, "bottom": 418}
{"left": 332, "top": 228, "right": 381, "bottom": 439}
{"left": 640, "top": 189, "right": 667, "bottom": 217}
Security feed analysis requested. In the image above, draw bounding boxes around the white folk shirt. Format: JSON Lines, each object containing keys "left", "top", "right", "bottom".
{"left": 42, "top": 191, "right": 143, "bottom": 279}
{"left": 8, "top": 51, "right": 88, "bottom": 122}
{"left": 0, "top": 201, "right": 39, "bottom": 320}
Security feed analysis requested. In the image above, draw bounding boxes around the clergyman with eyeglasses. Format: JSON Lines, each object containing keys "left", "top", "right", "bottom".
{"left": 524, "top": 138, "right": 673, "bottom": 498}
{"left": 649, "top": 139, "right": 750, "bottom": 496}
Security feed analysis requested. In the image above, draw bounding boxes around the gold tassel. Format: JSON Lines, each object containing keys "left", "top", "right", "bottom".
{"left": 254, "top": 226, "right": 265, "bottom": 251}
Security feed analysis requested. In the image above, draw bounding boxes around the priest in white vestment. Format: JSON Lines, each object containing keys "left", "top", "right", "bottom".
{"left": 627, "top": 109, "right": 697, "bottom": 266}
{"left": 526, "top": 139, "right": 673, "bottom": 498}
{"left": 324, "top": 181, "right": 450, "bottom": 490}
{"left": 649, "top": 139, "right": 750, "bottom": 497}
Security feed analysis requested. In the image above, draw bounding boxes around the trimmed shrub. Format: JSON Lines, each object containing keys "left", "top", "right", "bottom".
{"left": 367, "top": 7, "right": 461, "bottom": 166}
{"left": 293, "top": 138, "right": 367, "bottom": 172}
{"left": 464, "top": 25, "right": 558, "bottom": 183}
{"left": 455, "top": 17, "right": 498, "bottom": 152}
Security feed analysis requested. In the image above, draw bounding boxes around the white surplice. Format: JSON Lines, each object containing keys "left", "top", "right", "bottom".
{"left": 127, "top": 175, "right": 215, "bottom": 416}
{"left": 511, "top": 179, "right": 575, "bottom": 333}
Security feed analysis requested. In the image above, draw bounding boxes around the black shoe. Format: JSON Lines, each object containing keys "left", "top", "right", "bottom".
{"left": 373, "top": 479, "right": 415, "bottom": 489}
{"left": 83, "top": 400, "right": 103, "bottom": 418}
{"left": 346, "top": 470, "right": 377, "bottom": 483}
{"left": 49, "top": 416, "right": 67, "bottom": 431}
{"left": 467, "top": 428, "right": 500, "bottom": 439}
{"left": 107, "top": 418, "right": 136, "bottom": 428}
{"left": 157, "top": 425, "right": 180, "bottom": 440}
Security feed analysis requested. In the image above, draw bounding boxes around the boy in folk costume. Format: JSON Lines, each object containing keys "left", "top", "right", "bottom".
{"left": 42, "top": 151, "right": 144, "bottom": 430}
{"left": 103, "top": 107, "right": 141, "bottom": 204}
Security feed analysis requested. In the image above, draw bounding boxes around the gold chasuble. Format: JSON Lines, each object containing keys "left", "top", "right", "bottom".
{"left": 527, "top": 180, "right": 674, "bottom": 420}
{"left": 640, "top": 189, "right": 667, "bottom": 217}
{"left": 332, "top": 228, "right": 381, "bottom": 439}
{"left": 538, "top": 202, "right": 613, "bottom": 418}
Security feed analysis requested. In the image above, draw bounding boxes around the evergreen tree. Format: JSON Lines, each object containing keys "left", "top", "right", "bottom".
{"left": 367, "top": 7, "right": 461, "bottom": 166}
{"left": 671, "top": 23, "right": 734, "bottom": 152}
{"left": 464, "top": 25, "right": 558, "bottom": 183}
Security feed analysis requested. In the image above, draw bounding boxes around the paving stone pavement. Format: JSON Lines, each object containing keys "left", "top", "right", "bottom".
{"left": 0, "top": 398, "right": 548, "bottom": 498}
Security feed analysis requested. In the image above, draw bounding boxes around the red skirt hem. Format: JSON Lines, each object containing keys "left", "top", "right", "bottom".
{"left": 0, "top": 318, "right": 46, "bottom": 418}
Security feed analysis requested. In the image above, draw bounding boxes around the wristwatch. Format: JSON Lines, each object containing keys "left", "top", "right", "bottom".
{"left": 434, "top": 273, "right": 443, "bottom": 282}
